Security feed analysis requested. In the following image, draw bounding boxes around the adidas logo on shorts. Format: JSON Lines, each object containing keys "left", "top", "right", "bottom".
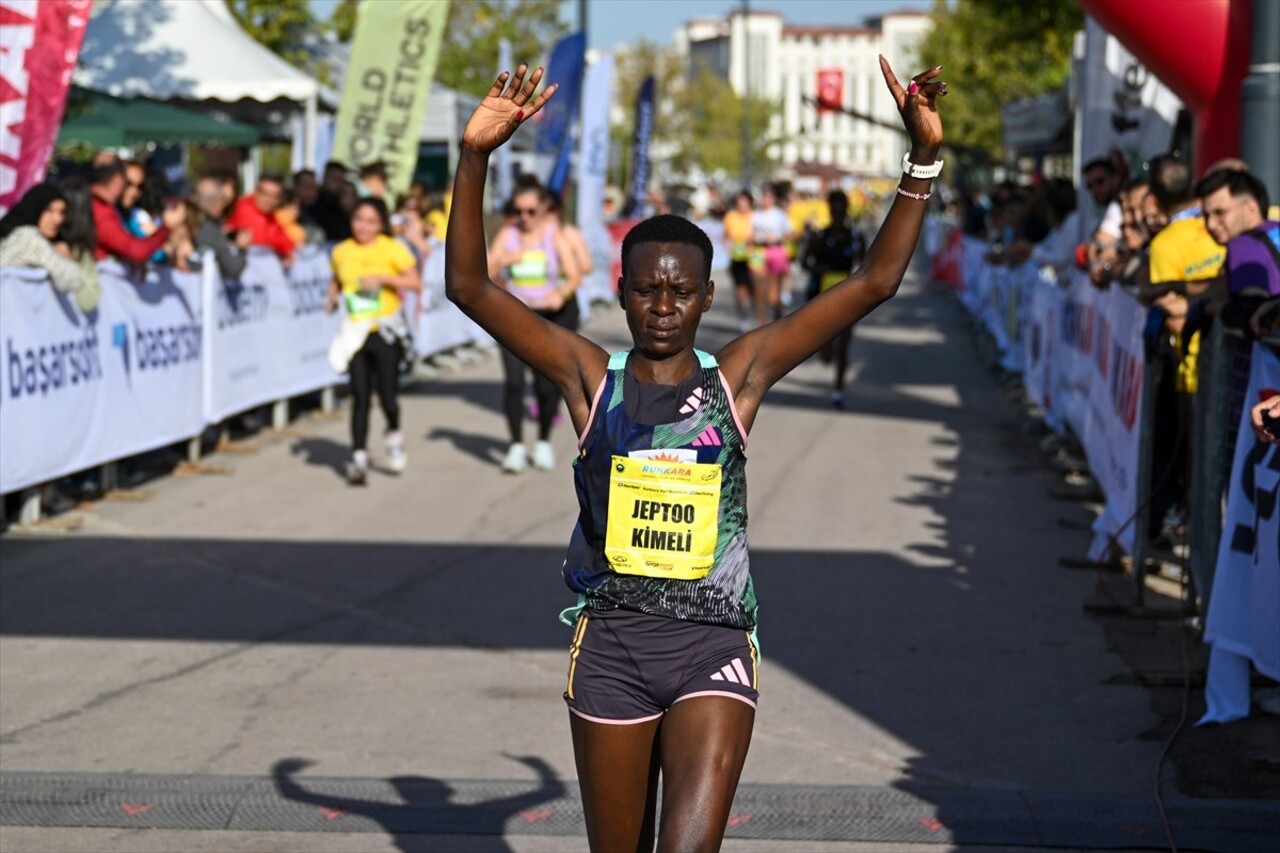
{"left": 709, "top": 657, "right": 752, "bottom": 686}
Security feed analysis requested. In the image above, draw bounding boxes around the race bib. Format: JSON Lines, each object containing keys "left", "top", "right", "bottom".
{"left": 509, "top": 250, "right": 550, "bottom": 289}
{"left": 605, "top": 454, "right": 721, "bottom": 580}
{"left": 344, "top": 289, "right": 382, "bottom": 320}
{"left": 731, "top": 242, "right": 748, "bottom": 262}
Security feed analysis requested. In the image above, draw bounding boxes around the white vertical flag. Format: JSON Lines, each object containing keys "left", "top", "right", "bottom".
{"left": 576, "top": 52, "right": 614, "bottom": 230}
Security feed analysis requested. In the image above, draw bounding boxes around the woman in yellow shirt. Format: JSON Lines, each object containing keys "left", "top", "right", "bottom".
{"left": 722, "top": 192, "right": 754, "bottom": 331}
{"left": 325, "top": 198, "right": 423, "bottom": 485}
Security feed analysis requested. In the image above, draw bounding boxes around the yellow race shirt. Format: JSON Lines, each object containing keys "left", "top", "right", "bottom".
{"left": 1149, "top": 215, "right": 1222, "bottom": 394}
{"left": 330, "top": 235, "right": 417, "bottom": 322}
{"left": 1148, "top": 216, "right": 1224, "bottom": 285}
{"left": 723, "top": 210, "right": 752, "bottom": 261}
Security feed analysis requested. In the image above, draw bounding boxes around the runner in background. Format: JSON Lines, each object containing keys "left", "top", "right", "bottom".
{"left": 487, "top": 182, "right": 581, "bottom": 473}
{"left": 748, "top": 184, "right": 795, "bottom": 326}
{"left": 803, "top": 189, "right": 866, "bottom": 409}
{"left": 325, "top": 198, "right": 421, "bottom": 485}
{"left": 445, "top": 55, "right": 946, "bottom": 850}
{"left": 723, "top": 191, "right": 755, "bottom": 331}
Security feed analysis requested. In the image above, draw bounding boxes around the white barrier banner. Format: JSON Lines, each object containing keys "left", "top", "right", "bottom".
{"left": 203, "top": 247, "right": 339, "bottom": 423}
{"left": 1207, "top": 346, "right": 1280, "bottom": 678}
{"left": 1085, "top": 285, "right": 1145, "bottom": 557}
{"left": 1023, "top": 272, "right": 1062, "bottom": 424}
{"left": 409, "top": 240, "right": 490, "bottom": 357}
{"left": 1054, "top": 274, "right": 1100, "bottom": 440}
{"left": 1, "top": 262, "right": 204, "bottom": 494}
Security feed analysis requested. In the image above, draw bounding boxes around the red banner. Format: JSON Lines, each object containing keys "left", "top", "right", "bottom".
{"left": 815, "top": 69, "right": 843, "bottom": 113}
{"left": 0, "top": 0, "right": 92, "bottom": 213}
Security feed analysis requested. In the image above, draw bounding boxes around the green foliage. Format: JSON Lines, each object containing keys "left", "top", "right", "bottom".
{"left": 328, "top": 0, "right": 359, "bottom": 43}
{"left": 609, "top": 40, "right": 682, "bottom": 184}
{"left": 670, "top": 70, "right": 782, "bottom": 178}
{"left": 224, "top": 0, "right": 317, "bottom": 70}
{"left": 435, "top": 0, "right": 568, "bottom": 97}
{"left": 918, "top": 0, "right": 1082, "bottom": 158}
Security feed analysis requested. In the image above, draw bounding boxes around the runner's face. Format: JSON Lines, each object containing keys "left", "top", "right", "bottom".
{"left": 351, "top": 205, "right": 382, "bottom": 243}
{"left": 621, "top": 242, "right": 713, "bottom": 359}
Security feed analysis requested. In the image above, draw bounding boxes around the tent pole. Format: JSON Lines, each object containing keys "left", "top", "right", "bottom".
{"left": 304, "top": 92, "right": 318, "bottom": 170}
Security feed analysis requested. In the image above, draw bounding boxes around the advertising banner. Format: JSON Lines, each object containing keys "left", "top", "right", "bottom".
{"left": 203, "top": 247, "right": 339, "bottom": 424}
{"left": 0, "top": 261, "right": 203, "bottom": 494}
{"left": 0, "top": 0, "right": 92, "bottom": 213}
{"left": 1200, "top": 344, "right": 1280, "bottom": 723}
{"left": 330, "top": 0, "right": 450, "bottom": 195}
{"left": 1084, "top": 285, "right": 1145, "bottom": 557}
{"left": 537, "top": 31, "right": 585, "bottom": 194}
{"left": 622, "top": 75, "right": 655, "bottom": 219}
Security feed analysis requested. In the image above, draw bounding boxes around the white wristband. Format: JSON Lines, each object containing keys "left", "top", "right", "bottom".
{"left": 901, "top": 152, "right": 943, "bottom": 180}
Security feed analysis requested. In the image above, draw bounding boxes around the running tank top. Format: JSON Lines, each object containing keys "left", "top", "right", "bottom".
{"left": 562, "top": 349, "right": 756, "bottom": 630}
{"left": 502, "top": 224, "right": 561, "bottom": 307}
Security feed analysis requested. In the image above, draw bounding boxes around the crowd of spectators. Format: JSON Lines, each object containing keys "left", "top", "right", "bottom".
{"left": 966, "top": 152, "right": 1279, "bottom": 550}
{"left": 0, "top": 153, "right": 454, "bottom": 294}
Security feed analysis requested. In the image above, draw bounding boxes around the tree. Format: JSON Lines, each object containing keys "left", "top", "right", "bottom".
{"left": 434, "top": 0, "right": 568, "bottom": 98}
{"left": 224, "top": 0, "right": 318, "bottom": 70}
{"left": 327, "top": 0, "right": 359, "bottom": 43}
{"left": 669, "top": 70, "right": 783, "bottom": 179}
{"left": 918, "top": 0, "right": 1082, "bottom": 159}
{"left": 609, "top": 40, "right": 684, "bottom": 186}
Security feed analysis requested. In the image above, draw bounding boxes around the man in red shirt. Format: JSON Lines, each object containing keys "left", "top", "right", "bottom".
{"left": 224, "top": 174, "right": 297, "bottom": 262}
{"left": 90, "top": 160, "right": 181, "bottom": 264}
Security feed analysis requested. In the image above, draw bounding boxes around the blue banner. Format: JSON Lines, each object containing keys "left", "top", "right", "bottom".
{"left": 535, "top": 31, "right": 585, "bottom": 160}
{"left": 623, "top": 75, "right": 655, "bottom": 218}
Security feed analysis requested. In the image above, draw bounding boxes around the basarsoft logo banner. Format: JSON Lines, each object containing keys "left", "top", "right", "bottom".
{"left": 331, "top": 0, "right": 450, "bottom": 196}
{"left": 0, "top": 262, "right": 203, "bottom": 494}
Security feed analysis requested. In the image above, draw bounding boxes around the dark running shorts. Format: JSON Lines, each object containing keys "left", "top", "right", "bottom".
{"left": 564, "top": 607, "right": 759, "bottom": 724}
{"left": 729, "top": 259, "right": 752, "bottom": 287}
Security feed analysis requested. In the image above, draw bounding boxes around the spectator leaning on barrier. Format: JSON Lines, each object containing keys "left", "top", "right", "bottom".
{"left": 1196, "top": 169, "right": 1279, "bottom": 336}
{"left": 1144, "top": 154, "right": 1225, "bottom": 394}
{"left": 192, "top": 175, "right": 250, "bottom": 280}
{"left": 225, "top": 174, "right": 296, "bottom": 263}
{"left": 89, "top": 160, "right": 181, "bottom": 266}
{"left": 308, "top": 160, "right": 353, "bottom": 243}
{"left": 0, "top": 182, "right": 83, "bottom": 294}
{"left": 1083, "top": 156, "right": 1123, "bottom": 284}
{"left": 57, "top": 179, "right": 101, "bottom": 313}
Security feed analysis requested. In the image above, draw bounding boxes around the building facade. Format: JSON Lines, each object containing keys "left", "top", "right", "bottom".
{"left": 672, "top": 9, "right": 931, "bottom": 181}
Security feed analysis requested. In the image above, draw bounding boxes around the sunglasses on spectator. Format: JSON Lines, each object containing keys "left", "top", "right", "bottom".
{"left": 514, "top": 207, "right": 540, "bottom": 216}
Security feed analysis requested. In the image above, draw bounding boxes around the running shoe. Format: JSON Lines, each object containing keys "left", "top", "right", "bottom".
{"left": 532, "top": 440, "right": 555, "bottom": 471}
{"left": 347, "top": 450, "right": 369, "bottom": 486}
{"left": 829, "top": 391, "right": 845, "bottom": 410}
{"left": 502, "top": 443, "right": 528, "bottom": 474}
{"left": 385, "top": 431, "right": 407, "bottom": 475}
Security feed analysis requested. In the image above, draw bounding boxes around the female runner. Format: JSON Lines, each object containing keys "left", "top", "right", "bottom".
{"left": 446, "top": 56, "right": 946, "bottom": 851}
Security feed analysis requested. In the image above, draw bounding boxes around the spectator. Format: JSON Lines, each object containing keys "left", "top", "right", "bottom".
{"left": 89, "top": 160, "right": 180, "bottom": 265}
{"left": 358, "top": 161, "right": 390, "bottom": 203}
{"left": 308, "top": 160, "right": 353, "bottom": 242}
{"left": 276, "top": 190, "right": 307, "bottom": 249}
{"left": 120, "top": 161, "right": 156, "bottom": 236}
{"left": 0, "top": 182, "right": 83, "bottom": 294}
{"left": 57, "top": 179, "right": 101, "bottom": 312}
{"left": 224, "top": 174, "right": 296, "bottom": 262}
{"left": 391, "top": 193, "right": 431, "bottom": 262}
{"left": 191, "top": 175, "right": 250, "bottom": 280}
{"left": 1197, "top": 168, "right": 1277, "bottom": 301}
{"left": 1083, "top": 157, "right": 1122, "bottom": 284}
{"left": 1011, "top": 178, "right": 1077, "bottom": 281}
{"left": 292, "top": 168, "right": 325, "bottom": 241}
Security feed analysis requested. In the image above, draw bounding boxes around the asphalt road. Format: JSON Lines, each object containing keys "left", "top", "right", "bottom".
{"left": 2, "top": 260, "right": 1274, "bottom": 852}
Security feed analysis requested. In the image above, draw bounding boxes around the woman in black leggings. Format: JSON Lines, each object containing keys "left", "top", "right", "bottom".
{"left": 487, "top": 182, "right": 581, "bottom": 472}
{"left": 326, "top": 198, "right": 422, "bottom": 484}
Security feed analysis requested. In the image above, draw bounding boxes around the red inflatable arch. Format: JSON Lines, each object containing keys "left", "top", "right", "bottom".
{"left": 1076, "top": 0, "right": 1251, "bottom": 174}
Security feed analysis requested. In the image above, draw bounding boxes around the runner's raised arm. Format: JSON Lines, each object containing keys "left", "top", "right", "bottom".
{"left": 717, "top": 56, "right": 947, "bottom": 431}
{"left": 445, "top": 64, "right": 607, "bottom": 435}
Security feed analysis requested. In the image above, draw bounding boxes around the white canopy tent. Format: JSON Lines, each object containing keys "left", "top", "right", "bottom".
{"left": 75, "top": 0, "right": 331, "bottom": 167}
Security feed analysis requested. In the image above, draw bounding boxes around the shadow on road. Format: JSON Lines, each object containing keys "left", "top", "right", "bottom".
{"left": 272, "top": 755, "right": 566, "bottom": 852}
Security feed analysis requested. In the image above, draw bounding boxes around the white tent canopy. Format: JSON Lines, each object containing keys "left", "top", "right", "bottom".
{"left": 76, "top": 0, "right": 327, "bottom": 105}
